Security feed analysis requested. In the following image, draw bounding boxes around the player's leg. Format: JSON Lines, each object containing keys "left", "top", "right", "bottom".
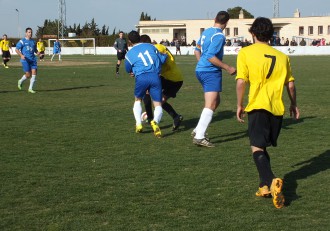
{"left": 18, "top": 61, "right": 30, "bottom": 90}
{"left": 143, "top": 92, "right": 153, "bottom": 122}
{"left": 133, "top": 98, "right": 143, "bottom": 133}
{"left": 149, "top": 75, "right": 163, "bottom": 138}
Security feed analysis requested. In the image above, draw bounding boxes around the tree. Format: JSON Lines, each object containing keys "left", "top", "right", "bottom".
{"left": 227, "top": 7, "right": 254, "bottom": 19}
{"left": 140, "top": 12, "right": 155, "bottom": 21}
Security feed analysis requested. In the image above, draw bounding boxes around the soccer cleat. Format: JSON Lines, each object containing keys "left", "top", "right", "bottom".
{"left": 191, "top": 131, "right": 208, "bottom": 138}
{"left": 172, "top": 114, "right": 183, "bottom": 131}
{"left": 270, "top": 178, "right": 285, "bottom": 209}
{"left": 18, "top": 80, "right": 22, "bottom": 90}
{"left": 28, "top": 89, "right": 36, "bottom": 94}
{"left": 150, "top": 120, "right": 161, "bottom": 138}
{"left": 193, "top": 137, "right": 215, "bottom": 148}
{"left": 135, "top": 124, "right": 143, "bottom": 133}
{"left": 255, "top": 185, "right": 271, "bottom": 197}
{"left": 4, "top": 65, "right": 9, "bottom": 68}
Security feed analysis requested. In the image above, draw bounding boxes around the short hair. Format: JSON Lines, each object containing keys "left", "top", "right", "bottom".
{"left": 128, "top": 30, "right": 140, "bottom": 44}
{"left": 249, "top": 17, "right": 274, "bottom": 42}
{"left": 25, "top": 27, "right": 32, "bottom": 32}
{"left": 215, "top": 11, "right": 230, "bottom": 24}
{"left": 140, "top": 34, "right": 151, "bottom": 43}
{"left": 3, "top": 34, "right": 7, "bottom": 37}
{"left": 119, "top": 31, "right": 124, "bottom": 34}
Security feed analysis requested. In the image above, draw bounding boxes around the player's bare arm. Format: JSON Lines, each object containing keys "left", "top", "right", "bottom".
{"left": 236, "top": 78, "right": 246, "bottom": 123}
{"left": 208, "top": 56, "right": 236, "bottom": 75}
{"left": 286, "top": 81, "right": 300, "bottom": 119}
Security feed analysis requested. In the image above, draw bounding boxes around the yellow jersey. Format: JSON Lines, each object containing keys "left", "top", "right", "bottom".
{"left": 37, "top": 41, "right": 45, "bottom": 52}
{"left": 236, "top": 43, "right": 295, "bottom": 116}
{"left": 154, "top": 44, "right": 183, "bottom": 82}
{"left": 0, "top": 40, "right": 11, "bottom": 51}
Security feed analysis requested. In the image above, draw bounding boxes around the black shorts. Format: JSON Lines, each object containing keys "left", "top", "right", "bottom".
{"left": 248, "top": 109, "right": 283, "bottom": 148}
{"left": 2, "top": 51, "right": 11, "bottom": 59}
{"left": 117, "top": 51, "right": 126, "bottom": 60}
{"left": 161, "top": 77, "right": 183, "bottom": 98}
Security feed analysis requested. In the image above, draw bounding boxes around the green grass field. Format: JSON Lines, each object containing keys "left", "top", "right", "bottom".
{"left": 1, "top": 54, "right": 329, "bottom": 231}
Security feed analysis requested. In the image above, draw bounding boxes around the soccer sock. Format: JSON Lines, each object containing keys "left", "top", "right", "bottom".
{"left": 19, "top": 75, "right": 27, "bottom": 84}
{"left": 59, "top": 54, "right": 61, "bottom": 61}
{"left": 133, "top": 101, "right": 143, "bottom": 125}
{"left": 194, "top": 108, "right": 213, "bottom": 139}
{"left": 153, "top": 105, "right": 163, "bottom": 124}
{"left": 4, "top": 59, "right": 8, "bottom": 65}
{"left": 51, "top": 54, "right": 55, "bottom": 61}
{"left": 162, "top": 102, "right": 178, "bottom": 119}
{"left": 29, "top": 75, "right": 36, "bottom": 90}
{"left": 253, "top": 151, "right": 275, "bottom": 187}
{"left": 116, "top": 64, "right": 120, "bottom": 73}
{"left": 143, "top": 94, "right": 154, "bottom": 121}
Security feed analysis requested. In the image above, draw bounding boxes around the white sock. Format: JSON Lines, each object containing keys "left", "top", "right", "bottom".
{"left": 194, "top": 108, "right": 213, "bottom": 139}
{"left": 51, "top": 54, "right": 55, "bottom": 61}
{"left": 29, "top": 75, "right": 36, "bottom": 90}
{"left": 153, "top": 106, "right": 163, "bottom": 124}
{"left": 19, "top": 75, "right": 27, "bottom": 84}
{"left": 133, "top": 101, "right": 142, "bottom": 125}
{"left": 59, "top": 54, "right": 61, "bottom": 61}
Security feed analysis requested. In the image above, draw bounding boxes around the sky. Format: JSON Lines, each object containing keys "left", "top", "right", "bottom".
{"left": 1, "top": 0, "right": 330, "bottom": 38}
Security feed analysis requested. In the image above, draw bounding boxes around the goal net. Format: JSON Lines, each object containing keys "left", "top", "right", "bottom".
{"left": 47, "top": 38, "right": 96, "bottom": 55}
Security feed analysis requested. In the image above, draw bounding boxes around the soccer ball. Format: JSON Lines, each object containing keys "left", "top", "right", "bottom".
{"left": 141, "top": 112, "right": 148, "bottom": 122}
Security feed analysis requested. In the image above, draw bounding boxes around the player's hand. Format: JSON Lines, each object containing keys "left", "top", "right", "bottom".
{"left": 289, "top": 105, "right": 300, "bottom": 120}
{"left": 227, "top": 66, "right": 237, "bottom": 76}
{"left": 129, "top": 72, "right": 135, "bottom": 77}
{"left": 236, "top": 105, "right": 245, "bottom": 123}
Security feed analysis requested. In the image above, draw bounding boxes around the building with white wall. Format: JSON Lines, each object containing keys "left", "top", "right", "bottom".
{"left": 136, "top": 9, "right": 330, "bottom": 46}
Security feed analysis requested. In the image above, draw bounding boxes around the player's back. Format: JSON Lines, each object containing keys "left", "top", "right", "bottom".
{"left": 154, "top": 44, "right": 183, "bottom": 82}
{"left": 126, "top": 43, "right": 166, "bottom": 77}
{"left": 237, "top": 43, "right": 294, "bottom": 115}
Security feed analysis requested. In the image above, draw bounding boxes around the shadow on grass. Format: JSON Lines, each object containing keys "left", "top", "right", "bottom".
{"left": 282, "top": 116, "right": 316, "bottom": 129}
{"left": 283, "top": 150, "right": 330, "bottom": 206}
{"left": 39, "top": 84, "right": 107, "bottom": 92}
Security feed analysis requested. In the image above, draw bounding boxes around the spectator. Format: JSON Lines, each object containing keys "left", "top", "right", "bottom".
{"left": 299, "top": 38, "right": 306, "bottom": 46}
{"left": 284, "top": 38, "right": 289, "bottom": 46}
{"left": 290, "top": 39, "right": 297, "bottom": 46}
{"left": 191, "top": 40, "right": 196, "bottom": 46}
{"left": 311, "top": 39, "right": 317, "bottom": 46}
{"left": 321, "top": 38, "right": 326, "bottom": 46}
{"left": 225, "top": 39, "right": 232, "bottom": 46}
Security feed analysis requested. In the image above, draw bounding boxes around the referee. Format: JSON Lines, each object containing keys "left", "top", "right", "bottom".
{"left": 114, "top": 31, "right": 128, "bottom": 76}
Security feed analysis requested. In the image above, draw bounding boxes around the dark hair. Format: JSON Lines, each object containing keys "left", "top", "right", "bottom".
{"left": 25, "top": 27, "right": 32, "bottom": 32}
{"left": 128, "top": 30, "right": 140, "bottom": 44}
{"left": 140, "top": 34, "right": 151, "bottom": 43}
{"left": 249, "top": 17, "right": 274, "bottom": 42}
{"left": 119, "top": 31, "right": 124, "bottom": 34}
{"left": 215, "top": 11, "right": 230, "bottom": 24}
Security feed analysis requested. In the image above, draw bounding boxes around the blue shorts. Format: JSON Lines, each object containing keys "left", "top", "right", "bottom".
{"left": 21, "top": 58, "right": 37, "bottom": 72}
{"left": 196, "top": 71, "right": 222, "bottom": 92}
{"left": 135, "top": 72, "right": 162, "bottom": 102}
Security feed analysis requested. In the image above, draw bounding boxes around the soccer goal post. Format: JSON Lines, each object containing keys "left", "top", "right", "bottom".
{"left": 48, "top": 38, "right": 96, "bottom": 55}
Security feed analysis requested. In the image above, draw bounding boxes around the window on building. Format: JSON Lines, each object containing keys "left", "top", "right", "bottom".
{"left": 308, "top": 26, "right": 313, "bottom": 35}
{"left": 299, "top": 26, "right": 304, "bottom": 35}
{"left": 318, "top": 26, "right": 323, "bottom": 35}
{"left": 225, "top": 28, "right": 230, "bottom": 36}
{"left": 234, "top": 27, "right": 238, "bottom": 36}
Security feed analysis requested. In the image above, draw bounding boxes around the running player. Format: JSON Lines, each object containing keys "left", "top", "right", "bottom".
{"left": 236, "top": 17, "right": 300, "bottom": 209}
{"left": 0, "top": 34, "right": 12, "bottom": 68}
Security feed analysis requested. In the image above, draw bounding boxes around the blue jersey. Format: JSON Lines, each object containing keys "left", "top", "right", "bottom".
{"left": 195, "top": 27, "right": 226, "bottom": 72}
{"left": 125, "top": 43, "right": 167, "bottom": 77}
{"left": 53, "top": 41, "right": 61, "bottom": 53}
{"left": 16, "top": 38, "right": 38, "bottom": 61}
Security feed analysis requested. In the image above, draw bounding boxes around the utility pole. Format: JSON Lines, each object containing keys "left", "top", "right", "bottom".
{"left": 273, "top": 0, "right": 280, "bottom": 18}
{"left": 58, "top": 0, "right": 66, "bottom": 38}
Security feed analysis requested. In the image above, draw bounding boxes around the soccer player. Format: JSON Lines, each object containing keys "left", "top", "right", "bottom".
{"left": 140, "top": 34, "right": 184, "bottom": 131}
{"left": 114, "top": 31, "right": 128, "bottom": 76}
{"left": 125, "top": 30, "right": 167, "bottom": 138}
{"left": 51, "top": 38, "right": 61, "bottom": 61}
{"left": 236, "top": 17, "right": 300, "bottom": 209}
{"left": 16, "top": 27, "right": 39, "bottom": 94}
{"left": 192, "top": 11, "right": 236, "bottom": 147}
{"left": 0, "top": 34, "right": 12, "bottom": 68}
{"left": 37, "top": 38, "right": 46, "bottom": 61}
